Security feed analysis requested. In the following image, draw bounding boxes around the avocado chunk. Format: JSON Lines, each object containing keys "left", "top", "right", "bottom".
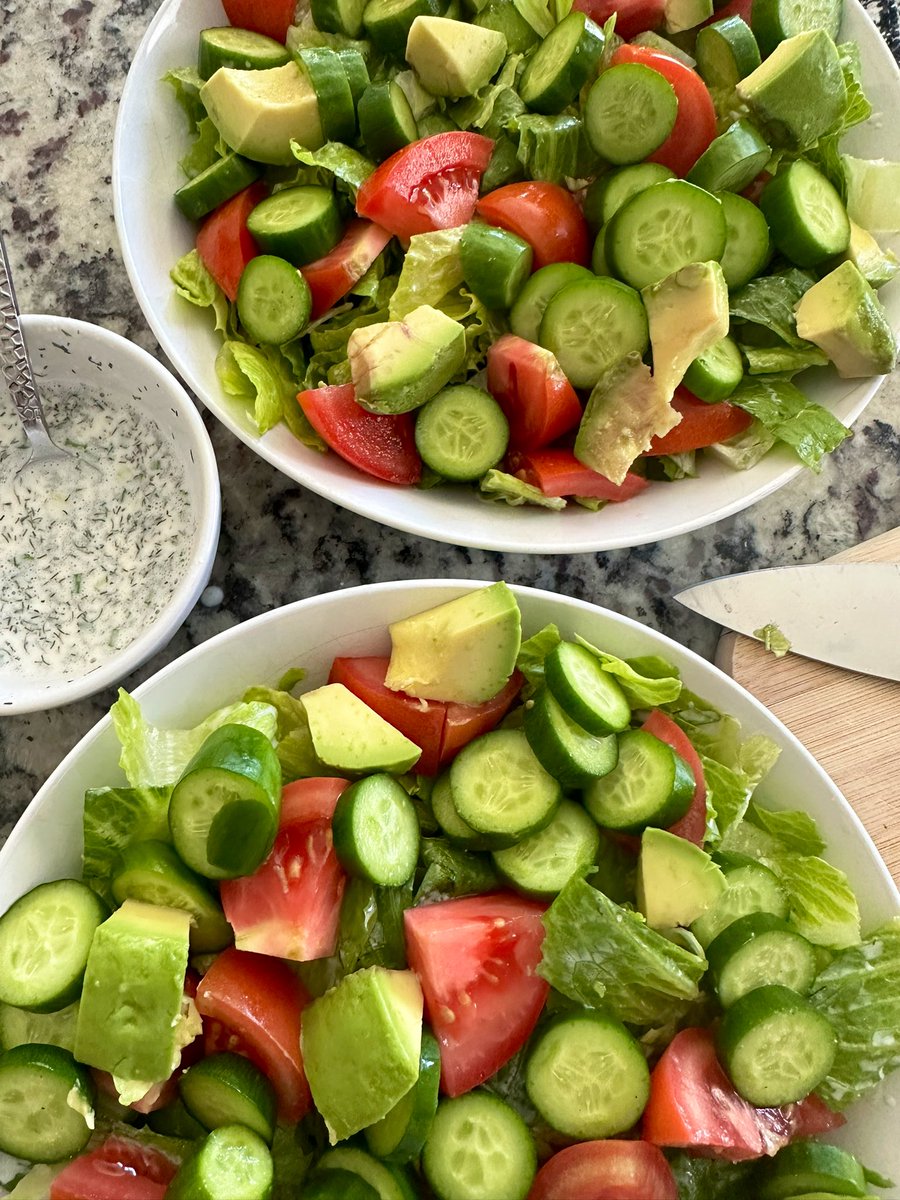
{"left": 301, "top": 967, "right": 423, "bottom": 1143}
{"left": 74, "top": 901, "right": 194, "bottom": 1099}
{"left": 349, "top": 304, "right": 467, "bottom": 414}
{"left": 663, "top": 0, "right": 712, "bottom": 35}
{"left": 642, "top": 260, "right": 730, "bottom": 399}
{"left": 200, "top": 62, "right": 324, "bottom": 166}
{"left": 842, "top": 155, "right": 900, "bottom": 233}
{"left": 303, "top": 683, "right": 422, "bottom": 773}
{"left": 384, "top": 581, "right": 522, "bottom": 704}
{"left": 574, "top": 353, "right": 680, "bottom": 485}
{"left": 794, "top": 260, "right": 898, "bottom": 378}
{"left": 406, "top": 16, "right": 507, "bottom": 98}
{"left": 736, "top": 30, "right": 846, "bottom": 150}
{"left": 637, "top": 828, "right": 727, "bottom": 929}
{"left": 839, "top": 219, "right": 899, "bottom": 289}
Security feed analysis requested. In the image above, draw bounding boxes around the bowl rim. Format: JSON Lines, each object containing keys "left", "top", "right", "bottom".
{"left": 1, "top": 314, "right": 222, "bottom": 716}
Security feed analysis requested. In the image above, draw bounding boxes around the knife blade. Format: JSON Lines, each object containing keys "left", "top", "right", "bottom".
{"left": 674, "top": 562, "right": 900, "bottom": 682}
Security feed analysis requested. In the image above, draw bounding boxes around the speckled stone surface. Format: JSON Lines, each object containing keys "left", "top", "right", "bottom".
{"left": 0, "top": 0, "right": 899, "bottom": 846}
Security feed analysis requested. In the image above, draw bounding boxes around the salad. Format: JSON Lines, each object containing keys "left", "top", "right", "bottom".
{"left": 165, "top": 0, "right": 899, "bottom": 513}
{"left": 1, "top": 582, "right": 899, "bottom": 1200}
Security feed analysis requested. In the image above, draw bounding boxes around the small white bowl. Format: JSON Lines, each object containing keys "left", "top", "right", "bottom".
{"left": 0, "top": 315, "right": 220, "bottom": 715}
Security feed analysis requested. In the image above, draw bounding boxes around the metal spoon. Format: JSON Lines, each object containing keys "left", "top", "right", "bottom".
{"left": 0, "top": 229, "right": 77, "bottom": 475}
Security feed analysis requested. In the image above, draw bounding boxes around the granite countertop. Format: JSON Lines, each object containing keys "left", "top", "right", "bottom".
{"left": 0, "top": 0, "right": 899, "bottom": 846}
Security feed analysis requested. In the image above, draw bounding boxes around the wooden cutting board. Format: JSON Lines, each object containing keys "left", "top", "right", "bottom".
{"left": 715, "top": 526, "right": 900, "bottom": 884}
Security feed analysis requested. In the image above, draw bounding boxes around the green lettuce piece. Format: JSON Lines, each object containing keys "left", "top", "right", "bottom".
{"left": 774, "top": 853, "right": 861, "bottom": 948}
{"left": 179, "top": 117, "right": 226, "bottom": 180}
{"left": 514, "top": 114, "right": 583, "bottom": 184}
{"left": 706, "top": 418, "right": 777, "bottom": 471}
{"left": 747, "top": 803, "right": 825, "bottom": 856}
{"left": 741, "top": 343, "right": 829, "bottom": 375}
{"left": 833, "top": 42, "right": 873, "bottom": 136}
{"left": 753, "top": 622, "right": 792, "bottom": 656}
{"left": 513, "top": 0, "right": 554, "bottom": 34}
{"left": 389, "top": 227, "right": 466, "bottom": 320}
{"left": 652, "top": 451, "right": 698, "bottom": 481}
{"left": 728, "top": 376, "right": 851, "bottom": 470}
{"left": 110, "top": 689, "right": 278, "bottom": 789}
{"left": 516, "top": 623, "right": 562, "bottom": 693}
{"left": 170, "top": 250, "right": 229, "bottom": 334}
{"left": 82, "top": 785, "right": 171, "bottom": 894}
{"left": 479, "top": 469, "right": 567, "bottom": 510}
{"left": 391, "top": 68, "right": 438, "bottom": 120}
{"left": 667, "top": 1154, "right": 756, "bottom": 1200}
{"left": 271, "top": 1121, "right": 317, "bottom": 1200}
{"left": 215, "top": 341, "right": 287, "bottom": 435}
{"left": 810, "top": 917, "right": 900, "bottom": 1108}
{"left": 702, "top": 754, "right": 752, "bottom": 850}
{"left": 285, "top": 18, "right": 371, "bottom": 56}
{"left": 415, "top": 840, "right": 499, "bottom": 905}
{"left": 452, "top": 55, "right": 523, "bottom": 132}
{"left": 729, "top": 269, "right": 816, "bottom": 348}
{"left": 575, "top": 636, "right": 682, "bottom": 707}
{"left": 290, "top": 140, "right": 374, "bottom": 199}
{"left": 302, "top": 300, "right": 390, "bottom": 389}
{"left": 242, "top": 686, "right": 321, "bottom": 782}
{"left": 163, "top": 66, "right": 206, "bottom": 129}
{"left": 539, "top": 877, "right": 706, "bottom": 1026}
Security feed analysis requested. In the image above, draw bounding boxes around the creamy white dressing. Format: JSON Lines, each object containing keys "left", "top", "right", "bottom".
{"left": 0, "top": 382, "right": 194, "bottom": 682}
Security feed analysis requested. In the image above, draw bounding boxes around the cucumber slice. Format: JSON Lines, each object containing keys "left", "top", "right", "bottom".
{"left": 359, "top": 81, "right": 419, "bottom": 161}
{"left": 179, "top": 1052, "right": 277, "bottom": 1144}
{"left": 509, "top": 261, "right": 593, "bottom": 344}
{"left": 460, "top": 222, "right": 534, "bottom": 311}
{"left": 167, "top": 1124, "right": 274, "bottom": 1200}
{"left": 757, "top": 1142, "right": 869, "bottom": 1200}
{"left": 0, "top": 1043, "right": 94, "bottom": 1162}
{"left": 544, "top": 640, "right": 632, "bottom": 735}
{"left": 472, "top": 0, "right": 540, "bottom": 53}
{"left": 760, "top": 159, "right": 850, "bottom": 267}
{"left": 583, "top": 162, "right": 675, "bottom": 232}
{"left": 168, "top": 723, "right": 281, "bottom": 881}
{"left": 320, "top": 1146, "right": 416, "bottom": 1200}
{"left": 198, "top": 27, "right": 291, "bottom": 79}
{"left": 694, "top": 16, "right": 761, "bottom": 88}
{"left": 751, "top": 0, "right": 843, "bottom": 58}
{"left": 717, "top": 984, "right": 836, "bottom": 1106}
{"left": 365, "top": 1030, "right": 441, "bottom": 1163}
{"left": 450, "top": 729, "right": 562, "bottom": 842}
{"left": 492, "top": 799, "right": 601, "bottom": 898}
{"left": 247, "top": 186, "right": 343, "bottom": 268}
{"left": 363, "top": 0, "right": 442, "bottom": 57}
{"left": 584, "top": 63, "right": 678, "bottom": 166}
{"left": 717, "top": 189, "right": 772, "bottom": 288}
{"left": 312, "top": 0, "right": 369, "bottom": 40}
{"left": 337, "top": 48, "right": 371, "bottom": 106}
{"left": 422, "top": 1092, "right": 536, "bottom": 1200}
{"left": 707, "top": 912, "right": 818, "bottom": 1008}
{"left": 110, "top": 839, "right": 232, "bottom": 953}
{"left": 297, "top": 47, "right": 358, "bottom": 143}
{"left": 0, "top": 879, "right": 106, "bottom": 1013}
{"left": 147, "top": 1094, "right": 208, "bottom": 1139}
{"left": 692, "top": 852, "right": 789, "bottom": 946}
{"left": 305, "top": 1170, "right": 381, "bottom": 1199}
{"left": 430, "top": 772, "right": 493, "bottom": 850}
{"left": 539, "top": 276, "right": 649, "bottom": 389}
{"left": 480, "top": 135, "right": 525, "bottom": 192}
{"left": 332, "top": 774, "right": 420, "bottom": 886}
{"left": 237, "top": 254, "right": 313, "bottom": 346}
{"left": 686, "top": 119, "right": 771, "bottom": 193}
{"left": 415, "top": 385, "right": 510, "bottom": 482}
{"left": 525, "top": 1011, "right": 649, "bottom": 1139}
{"left": 519, "top": 12, "right": 605, "bottom": 115}
{"left": 682, "top": 334, "right": 743, "bottom": 402}
{"left": 174, "top": 153, "right": 262, "bottom": 221}
{"left": 583, "top": 729, "right": 694, "bottom": 832}
{"left": 523, "top": 686, "right": 619, "bottom": 788}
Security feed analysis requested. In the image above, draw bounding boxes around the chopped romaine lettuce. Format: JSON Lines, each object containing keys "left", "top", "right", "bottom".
{"left": 753, "top": 622, "right": 792, "bottom": 656}
{"left": 667, "top": 1153, "right": 756, "bottom": 1200}
{"left": 575, "top": 636, "right": 682, "bottom": 707}
{"left": 289, "top": 140, "right": 374, "bottom": 199}
{"left": 242, "top": 685, "right": 321, "bottom": 782}
{"left": 179, "top": 117, "right": 226, "bottom": 181}
{"left": 479, "top": 469, "right": 568, "bottom": 510}
{"left": 513, "top": 114, "right": 583, "bottom": 184}
{"left": 706, "top": 419, "right": 778, "bottom": 471}
{"left": 842, "top": 156, "right": 900, "bottom": 233}
{"left": 729, "top": 269, "right": 817, "bottom": 349}
{"left": 702, "top": 754, "right": 753, "bottom": 850}
{"left": 163, "top": 66, "right": 206, "bottom": 129}
{"left": 452, "top": 55, "right": 524, "bottom": 131}
{"left": 82, "top": 784, "right": 172, "bottom": 894}
{"left": 747, "top": 802, "right": 825, "bottom": 856}
{"left": 170, "top": 250, "right": 230, "bottom": 335}
{"left": 729, "top": 376, "right": 852, "bottom": 470}
{"left": 513, "top": 0, "right": 554, "bottom": 35}
{"left": 389, "top": 227, "right": 466, "bottom": 320}
{"left": 516, "top": 623, "right": 563, "bottom": 693}
{"left": 741, "top": 343, "right": 829, "bottom": 375}
{"left": 216, "top": 341, "right": 298, "bottom": 437}
{"left": 414, "top": 839, "right": 500, "bottom": 905}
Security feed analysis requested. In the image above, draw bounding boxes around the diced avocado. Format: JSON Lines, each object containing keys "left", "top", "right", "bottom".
{"left": 573, "top": 353, "right": 680, "bottom": 486}
{"left": 838, "top": 219, "right": 900, "bottom": 289}
{"left": 384, "top": 581, "right": 521, "bottom": 704}
{"left": 794, "top": 260, "right": 898, "bottom": 378}
{"left": 663, "top": 0, "right": 713, "bottom": 35}
{"left": 301, "top": 966, "right": 423, "bottom": 1143}
{"left": 303, "top": 683, "right": 422, "bottom": 773}
{"left": 74, "top": 901, "right": 191, "bottom": 1094}
{"left": 736, "top": 30, "right": 846, "bottom": 150}
{"left": 473, "top": 0, "right": 540, "bottom": 54}
{"left": 842, "top": 155, "right": 900, "bottom": 233}
{"left": 200, "top": 62, "right": 324, "bottom": 166}
{"left": 637, "top": 828, "right": 727, "bottom": 929}
{"left": 349, "top": 304, "right": 467, "bottom": 414}
{"left": 642, "top": 260, "right": 730, "bottom": 399}
{"left": 406, "top": 16, "right": 507, "bottom": 98}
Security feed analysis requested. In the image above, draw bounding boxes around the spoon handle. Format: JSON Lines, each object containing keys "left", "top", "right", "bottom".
{"left": 0, "top": 230, "right": 51, "bottom": 438}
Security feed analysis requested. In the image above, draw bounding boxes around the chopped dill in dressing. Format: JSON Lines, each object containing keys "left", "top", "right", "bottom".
{"left": 0, "top": 383, "right": 194, "bottom": 682}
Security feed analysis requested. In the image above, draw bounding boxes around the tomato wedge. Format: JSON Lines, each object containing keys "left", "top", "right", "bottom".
{"left": 221, "top": 778, "right": 349, "bottom": 963}
{"left": 405, "top": 892, "right": 548, "bottom": 1097}
{"left": 572, "top": 0, "right": 667, "bottom": 37}
{"left": 641, "top": 710, "right": 707, "bottom": 845}
{"left": 298, "top": 383, "right": 423, "bottom": 485}
{"left": 487, "top": 335, "right": 583, "bottom": 451}
{"left": 221, "top": 0, "right": 297, "bottom": 42}
{"left": 643, "top": 1027, "right": 845, "bottom": 1161}
{"left": 51, "top": 1135, "right": 180, "bottom": 1200}
{"left": 195, "top": 182, "right": 265, "bottom": 301}
{"left": 646, "top": 389, "right": 753, "bottom": 455}
{"left": 440, "top": 674, "right": 525, "bottom": 768}
{"left": 610, "top": 46, "right": 717, "bottom": 177}
{"left": 508, "top": 448, "right": 650, "bottom": 501}
{"left": 301, "top": 219, "right": 393, "bottom": 320}
{"left": 529, "top": 1141, "right": 679, "bottom": 1200}
{"left": 195, "top": 947, "right": 312, "bottom": 1122}
{"left": 477, "top": 181, "right": 590, "bottom": 270}
{"left": 356, "top": 132, "right": 494, "bottom": 241}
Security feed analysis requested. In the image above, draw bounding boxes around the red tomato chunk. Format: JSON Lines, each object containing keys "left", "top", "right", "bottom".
{"left": 529, "top": 1139, "right": 679, "bottom": 1200}
{"left": 477, "top": 181, "right": 591, "bottom": 270}
{"left": 298, "top": 383, "right": 423, "bottom": 486}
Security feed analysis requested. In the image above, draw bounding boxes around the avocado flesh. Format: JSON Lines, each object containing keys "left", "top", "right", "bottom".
{"left": 794, "top": 260, "right": 898, "bottom": 378}
{"left": 663, "top": 0, "right": 712, "bottom": 35}
{"left": 301, "top": 967, "right": 423, "bottom": 1143}
{"left": 385, "top": 581, "right": 521, "bottom": 704}
{"left": 637, "top": 827, "right": 727, "bottom": 929}
{"left": 74, "top": 901, "right": 192, "bottom": 1094}
{"left": 349, "top": 304, "right": 467, "bottom": 414}
{"left": 303, "top": 683, "right": 422, "bottom": 773}
{"left": 842, "top": 155, "right": 900, "bottom": 234}
{"left": 200, "top": 62, "right": 324, "bottom": 166}
{"left": 642, "top": 260, "right": 730, "bottom": 399}
{"left": 736, "top": 30, "right": 846, "bottom": 150}
{"left": 406, "top": 16, "right": 507, "bottom": 98}
{"left": 839, "top": 219, "right": 899, "bottom": 289}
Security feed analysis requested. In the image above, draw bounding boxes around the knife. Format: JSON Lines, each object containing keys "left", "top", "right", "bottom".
{"left": 674, "top": 562, "right": 900, "bottom": 682}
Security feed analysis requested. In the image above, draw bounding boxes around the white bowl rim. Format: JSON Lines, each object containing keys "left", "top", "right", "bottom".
{"left": 2, "top": 314, "right": 222, "bottom": 716}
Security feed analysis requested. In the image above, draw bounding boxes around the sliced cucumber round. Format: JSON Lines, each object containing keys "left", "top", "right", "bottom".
{"left": 717, "top": 190, "right": 772, "bottom": 289}
{"left": 332, "top": 773, "right": 420, "bottom": 886}
{"left": 544, "top": 640, "right": 632, "bottom": 735}
{"left": 683, "top": 334, "right": 744, "bottom": 402}
{"left": 692, "top": 852, "right": 789, "bottom": 947}
{"left": 0, "top": 1043, "right": 95, "bottom": 1162}
{"left": 179, "top": 1052, "right": 277, "bottom": 1144}
{"left": 493, "top": 799, "right": 601, "bottom": 898}
{"left": 756, "top": 1141, "right": 868, "bottom": 1200}
{"left": 539, "top": 275, "right": 649, "bottom": 389}
{"left": 707, "top": 912, "right": 819, "bottom": 1008}
{"left": 523, "top": 686, "right": 619, "bottom": 788}
{"left": 686, "top": 120, "right": 771, "bottom": 194}
{"left": 167, "top": 1124, "right": 274, "bottom": 1200}
{"left": 415, "top": 385, "right": 510, "bottom": 482}
{"left": 583, "top": 729, "right": 694, "bottom": 832}
{"left": 450, "top": 729, "right": 562, "bottom": 842}
{"left": 584, "top": 63, "right": 678, "bottom": 166}
{"left": 519, "top": 11, "right": 605, "bottom": 114}
{"left": 198, "top": 27, "right": 291, "bottom": 79}
{"left": 760, "top": 160, "right": 850, "bottom": 268}
{"left": 423, "top": 1092, "right": 536, "bottom": 1200}
{"left": 509, "top": 262, "right": 593, "bottom": 344}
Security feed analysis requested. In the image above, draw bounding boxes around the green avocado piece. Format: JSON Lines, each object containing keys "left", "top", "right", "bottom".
{"left": 200, "top": 62, "right": 324, "bottom": 166}
{"left": 637, "top": 827, "right": 727, "bottom": 929}
{"left": 473, "top": 0, "right": 540, "bottom": 54}
{"left": 302, "top": 683, "right": 423, "bottom": 773}
{"left": 794, "top": 260, "right": 898, "bottom": 378}
{"left": 74, "top": 901, "right": 192, "bottom": 1095}
{"left": 301, "top": 967, "right": 423, "bottom": 1143}
{"left": 349, "top": 304, "right": 467, "bottom": 414}
{"left": 736, "top": 30, "right": 846, "bottom": 150}
{"left": 406, "top": 16, "right": 507, "bottom": 98}
{"left": 384, "top": 581, "right": 522, "bottom": 704}
{"left": 642, "top": 260, "right": 730, "bottom": 399}
{"left": 842, "top": 155, "right": 900, "bottom": 234}
{"left": 837, "top": 219, "right": 900, "bottom": 289}
{"left": 663, "top": 0, "right": 712, "bottom": 35}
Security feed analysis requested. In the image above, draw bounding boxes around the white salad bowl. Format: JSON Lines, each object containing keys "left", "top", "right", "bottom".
{"left": 0, "top": 580, "right": 897, "bottom": 1175}
{"left": 0, "top": 315, "right": 221, "bottom": 715}
{"left": 112, "top": 0, "right": 900, "bottom": 554}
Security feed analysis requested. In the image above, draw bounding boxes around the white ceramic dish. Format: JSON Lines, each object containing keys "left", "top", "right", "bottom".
{"left": 0, "top": 315, "right": 221, "bottom": 715}
{"left": 112, "top": 0, "right": 900, "bottom": 554}
{"left": 0, "top": 580, "right": 897, "bottom": 1173}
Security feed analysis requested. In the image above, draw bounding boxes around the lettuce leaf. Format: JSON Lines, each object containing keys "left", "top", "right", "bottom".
{"left": 667, "top": 1154, "right": 756, "bottom": 1200}
{"left": 415, "top": 839, "right": 500, "bottom": 905}
{"left": 728, "top": 376, "right": 852, "bottom": 470}
{"left": 479, "top": 469, "right": 567, "bottom": 510}
{"left": 179, "top": 117, "right": 226, "bottom": 180}
{"left": 111, "top": 689, "right": 278, "bottom": 788}
{"left": 514, "top": 114, "right": 583, "bottom": 184}
{"left": 747, "top": 803, "right": 825, "bottom": 856}
{"left": 389, "top": 227, "right": 466, "bottom": 320}
{"left": 513, "top": 0, "right": 554, "bottom": 34}
{"left": 289, "top": 140, "right": 374, "bottom": 199}
{"left": 163, "top": 66, "right": 206, "bottom": 130}
{"left": 515, "top": 623, "right": 562, "bottom": 694}
{"left": 810, "top": 917, "right": 900, "bottom": 1108}
{"left": 242, "top": 685, "right": 321, "bottom": 782}
{"left": 215, "top": 341, "right": 299, "bottom": 436}
{"left": 170, "top": 250, "right": 230, "bottom": 335}
{"left": 82, "top": 784, "right": 172, "bottom": 894}
{"left": 706, "top": 418, "right": 777, "bottom": 471}
{"left": 702, "top": 754, "right": 752, "bottom": 849}
{"left": 451, "top": 55, "right": 524, "bottom": 132}
{"left": 575, "top": 637, "right": 682, "bottom": 707}
{"left": 741, "top": 343, "right": 829, "bottom": 375}
{"left": 539, "top": 877, "right": 706, "bottom": 1026}
{"left": 729, "top": 269, "right": 816, "bottom": 348}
